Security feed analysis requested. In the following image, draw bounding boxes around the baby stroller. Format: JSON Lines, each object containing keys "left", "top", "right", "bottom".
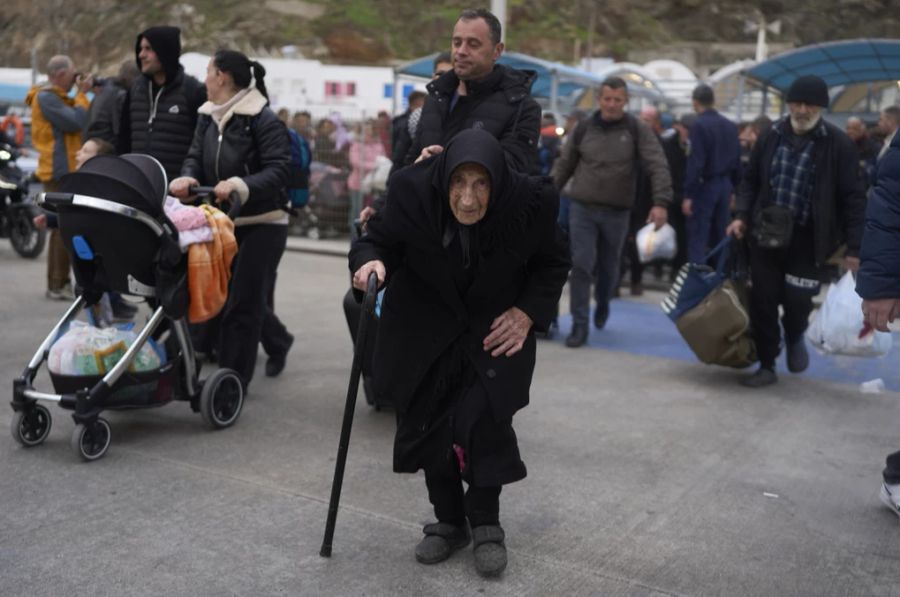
{"left": 11, "top": 153, "right": 244, "bottom": 461}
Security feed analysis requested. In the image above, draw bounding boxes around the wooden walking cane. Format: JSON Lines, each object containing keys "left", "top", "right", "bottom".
{"left": 320, "top": 271, "right": 379, "bottom": 558}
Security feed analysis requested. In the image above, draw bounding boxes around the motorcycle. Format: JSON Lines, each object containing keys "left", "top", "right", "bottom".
{"left": 0, "top": 143, "right": 45, "bottom": 258}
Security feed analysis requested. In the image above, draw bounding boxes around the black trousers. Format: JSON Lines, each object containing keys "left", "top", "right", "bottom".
{"left": 748, "top": 225, "right": 820, "bottom": 369}
{"left": 884, "top": 451, "right": 900, "bottom": 484}
{"left": 261, "top": 270, "right": 293, "bottom": 359}
{"left": 218, "top": 224, "right": 289, "bottom": 389}
{"left": 425, "top": 462, "right": 501, "bottom": 528}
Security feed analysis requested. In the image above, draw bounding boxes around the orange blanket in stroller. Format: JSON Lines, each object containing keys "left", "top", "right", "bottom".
{"left": 187, "top": 205, "right": 238, "bottom": 323}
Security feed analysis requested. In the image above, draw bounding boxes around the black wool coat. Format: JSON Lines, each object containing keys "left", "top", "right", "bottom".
{"left": 404, "top": 64, "right": 542, "bottom": 175}
{"left": 350, "top": 131, "right": 570, "bottom": 421}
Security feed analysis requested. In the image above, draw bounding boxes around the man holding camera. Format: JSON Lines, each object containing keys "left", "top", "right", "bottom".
{"left": 726, "top": 75, "right": 865, "bottom": 388}
{"left": 25, "top": 55, "right": 92, "bottom": 300}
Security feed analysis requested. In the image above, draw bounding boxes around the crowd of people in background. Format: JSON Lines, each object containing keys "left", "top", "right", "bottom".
{"left": 6, "top": 6, "right": 900, "bottom": 579}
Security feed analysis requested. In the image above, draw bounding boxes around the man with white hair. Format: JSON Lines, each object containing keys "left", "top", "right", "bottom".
{"left": 25, "top": 55, "right": 92, "bottom": 300}
{"left": 727, "top": 75, "right": 865, "bottom": 388}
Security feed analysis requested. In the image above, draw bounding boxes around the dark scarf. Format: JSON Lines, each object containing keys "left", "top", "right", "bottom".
{"left": 432, "top": 129, "right": 510, "bottom": 274}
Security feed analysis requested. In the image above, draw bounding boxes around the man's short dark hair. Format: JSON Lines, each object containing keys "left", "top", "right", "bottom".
{"left": 458, "top": 9, "right": 502, "bottom": 45}
{"left": 884, "top": 105, "right": 900, "bottom": 123}
{"left": 692, "top": 84, "right": 715, "bottom": 107}
{"left": 600, "top": 76, "right": 628, "bottom": 94}
{"left": 408, "top": 90, "right": 427, "bottom": 104}
{"left": 433, "top": 51, "right": 451, "bottom": 72}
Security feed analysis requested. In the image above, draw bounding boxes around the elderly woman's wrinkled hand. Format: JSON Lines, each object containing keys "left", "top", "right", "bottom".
{"left": 484, "top": 307, "right": 533, "bottom": 357}
{"left": 352, "top": 260, "right": 386, "bottom": 291}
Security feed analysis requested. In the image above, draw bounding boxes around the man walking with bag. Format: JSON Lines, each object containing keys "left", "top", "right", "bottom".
{"left": 727, "top": 75, "right": 865, "bottom": 388}
{"left": 552, "top": 76, "right": 671, "bottom": 347}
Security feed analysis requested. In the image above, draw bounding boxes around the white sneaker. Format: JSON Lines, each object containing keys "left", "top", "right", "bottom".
{"left": 879, "top": 482, "right": 900, "bottom": 518}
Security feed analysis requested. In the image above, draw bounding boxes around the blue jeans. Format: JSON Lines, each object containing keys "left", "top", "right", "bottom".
{"left": 568, "top": 201, "right": 630, "bottom": 327}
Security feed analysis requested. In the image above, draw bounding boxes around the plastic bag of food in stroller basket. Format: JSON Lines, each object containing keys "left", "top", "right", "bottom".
{"left": 48, "top": 321, "right": 166, "bottom": 377}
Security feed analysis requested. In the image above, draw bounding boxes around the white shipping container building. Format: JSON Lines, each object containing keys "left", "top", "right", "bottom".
{"left": 181, "top": 52, "right": 423, "bottom": 122}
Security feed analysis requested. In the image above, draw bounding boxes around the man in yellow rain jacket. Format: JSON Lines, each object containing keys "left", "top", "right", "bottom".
{"left": 25, "top": 55, "right": 92, "bottom": 300}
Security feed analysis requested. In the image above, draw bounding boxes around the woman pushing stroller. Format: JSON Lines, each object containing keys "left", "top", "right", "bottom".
{"left": 169, "top": 49, "right": 294, "bottom": 391}
{"left": 349, "top": 129, "right": 570, "bottom": 577}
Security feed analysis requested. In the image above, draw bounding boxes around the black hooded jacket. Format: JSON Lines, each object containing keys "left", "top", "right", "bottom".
{"left": 127, "top": 26, "right": 206, "bottom": 180}
{"left": 350, "top": 129, "right": 570, "bottom": 420}
{"left": 404, "top": 64, "right": 541, "bottom": 175}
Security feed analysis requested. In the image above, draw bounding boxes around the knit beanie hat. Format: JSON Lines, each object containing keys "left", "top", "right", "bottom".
{"left": 135, "top": 26, "right": 182, "bottom": 84}
{"left": 785, "top": 75, "right": 829, "bottom": 108}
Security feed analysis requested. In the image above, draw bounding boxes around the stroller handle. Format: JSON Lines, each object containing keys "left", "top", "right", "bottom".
{"left": 188, "top": 186, "right": 242, "bottom": 220}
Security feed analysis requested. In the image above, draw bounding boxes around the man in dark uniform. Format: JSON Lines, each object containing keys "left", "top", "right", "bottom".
{"left": 682, "top": 84, "right": 742, "bottom": 264}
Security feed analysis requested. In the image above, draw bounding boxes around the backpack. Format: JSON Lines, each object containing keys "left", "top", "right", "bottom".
{"left": 286, "top": 128, "right": 311, "bottom": 208}
{"left": 571, "top": 112, "right": 640, "bottom": 160}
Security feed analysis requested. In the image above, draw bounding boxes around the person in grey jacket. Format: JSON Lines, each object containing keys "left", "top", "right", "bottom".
{"left": 552, "top": 76, "right": 672, "bottom": 347}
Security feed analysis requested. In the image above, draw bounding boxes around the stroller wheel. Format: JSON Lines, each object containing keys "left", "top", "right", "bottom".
{"left": 10, "top": 405, "right": 52, "bottom": 447}
{"left": 70, "top": 418, "right": 111, "bottom": 461}
{"left": 200, "top": 369, "right": 244, "bottom": 429}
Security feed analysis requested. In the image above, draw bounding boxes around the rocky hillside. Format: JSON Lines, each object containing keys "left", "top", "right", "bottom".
{"left": 2, "top": 0, "right": 898, "bottom": 74}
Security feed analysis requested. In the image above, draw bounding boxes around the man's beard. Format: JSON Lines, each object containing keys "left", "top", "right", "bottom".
{"left": 791, "top": 113, "right": 821, "bottom": 134}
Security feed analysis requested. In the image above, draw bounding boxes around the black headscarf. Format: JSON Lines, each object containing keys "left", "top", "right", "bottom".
{"left": 430, "top": 129, "right": 513, "bottom": 269}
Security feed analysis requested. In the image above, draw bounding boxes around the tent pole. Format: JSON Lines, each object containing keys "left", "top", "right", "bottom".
{"left": 736, "top": 75, "right": 745, "bottom": 121}
{"left": 550, "top": 71, "right": 559, "bottom": 115}
{"left": 392, "top": 69, "right": 399, "bottom": 115}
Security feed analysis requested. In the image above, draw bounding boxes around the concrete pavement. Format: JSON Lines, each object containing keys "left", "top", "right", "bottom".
{"left": 2, "top": 241, "right": 900, "bottom": 596}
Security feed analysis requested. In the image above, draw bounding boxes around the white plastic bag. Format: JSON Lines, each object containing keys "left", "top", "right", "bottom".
{"left": 360, "top": 155, "right": 393, "bottom": 194}
{"left": 48, "top": 322, "right": 164, "bottom": 376}
{"left": 806, "top": 272, "right": 893, "bottom": 357}
{"left": 636, "top": 222, "right": 677, "bottom": 263}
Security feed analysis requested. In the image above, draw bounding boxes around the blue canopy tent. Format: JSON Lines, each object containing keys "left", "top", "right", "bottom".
{"left": 393, "top": 51, "right": 665, "bottom": 115}
{"left": 739, "top": 39, "right": 900, "bottom": 118}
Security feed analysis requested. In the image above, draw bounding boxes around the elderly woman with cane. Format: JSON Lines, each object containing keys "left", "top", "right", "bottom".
{"left": 349, "top": 129, "right": 570, "bottom": 578}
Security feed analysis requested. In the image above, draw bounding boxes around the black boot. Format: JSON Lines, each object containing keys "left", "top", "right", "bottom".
{"left": 786, "top": 338, "right": 809, "bottom": 373}
{"left": 472, "top": 525, "right": 507, "bottom": 577}
{"left": 565, "top": 324, "right": 588, "bottom": 348}
{"left": 740, "top": 366, "right": 778, "bottom": 388}
{"left": 415, "top": 522, "right": 471, "bottom": 564}
{"left": 593, "top": 303, "right": 609, "bottom": 330}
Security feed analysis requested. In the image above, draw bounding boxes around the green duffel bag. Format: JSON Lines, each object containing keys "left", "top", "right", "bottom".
{"left": 674, "top": 279, "right": 757, "bottom": 368}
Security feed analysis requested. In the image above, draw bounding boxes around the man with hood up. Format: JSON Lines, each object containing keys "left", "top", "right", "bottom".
{"left": 350, "top": 129, "right": 569, "bottom": 577}
{"left": 126, "top": 26, "right": 206, "bottom": 180}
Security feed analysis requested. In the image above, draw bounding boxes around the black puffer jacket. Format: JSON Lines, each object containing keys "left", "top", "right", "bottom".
{"left": 180, "top": 88, "right": 291, "bottom": 222}
{"left": 128, "top": 27, "right": 204, "bottom": 179}
{"left": 128, "top": 69, "right": 205, "bottom": 180}
{"left": 404, "top": 64, "right": 541, "bottom": 174}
